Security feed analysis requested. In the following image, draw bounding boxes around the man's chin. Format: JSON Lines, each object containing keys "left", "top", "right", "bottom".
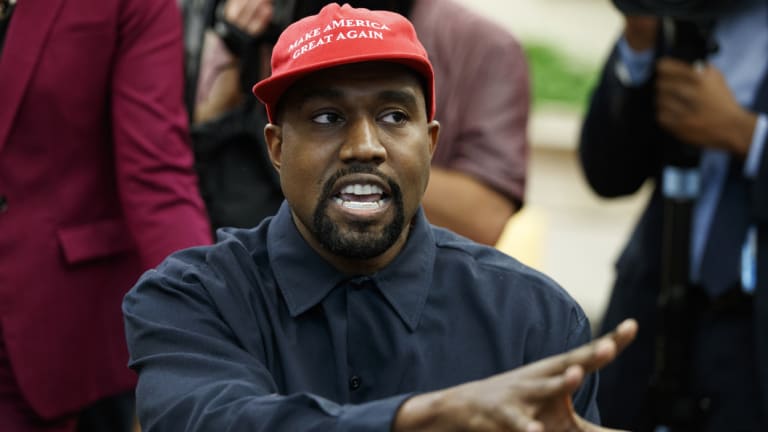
{"left": 321, "top": 226, "right": 394, "bottom": 258}
{"left": 312, "top": 191, "right": 406, "bottom": 260}
{"left": 314, "top": 215, "right": 404, "bottom": 260}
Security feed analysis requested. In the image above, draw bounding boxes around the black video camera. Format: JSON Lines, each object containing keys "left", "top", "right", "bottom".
{"left": 612, "top": 0, "right": 744, "bottom": 20}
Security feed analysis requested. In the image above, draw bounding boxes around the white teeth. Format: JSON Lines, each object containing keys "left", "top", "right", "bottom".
{"left": 335, "top": 183, "right": 386, "bottom": 211}
{"left": 333, "top": 197, "right": 385, "bottom": 210}
{"left": 341, "top": 184, "right": 383, "bottom": 195}
{"left": 343, "top": 201, "right": 381, "bottom": 210}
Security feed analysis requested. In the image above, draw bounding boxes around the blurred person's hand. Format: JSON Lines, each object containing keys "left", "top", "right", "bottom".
{"left": 655, "top": 57, "right": 757, "bottom": 157}
{"left": 195, "top": 0, "right": 273, "bottom": 123}
{"left": 223, "top": 0, "right": 274, "bottom": 37}
{"left": 624, "top": 15, "right": 658, "bottom": 51}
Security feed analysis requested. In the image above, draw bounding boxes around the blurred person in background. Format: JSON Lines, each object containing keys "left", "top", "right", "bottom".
{"left": 579, "top": 0, "right": 768, "bottom": 430}
{"left": 180, "top": 0, "right": 284, "bottom": 231}
{"left": 0, "top": 0, "right": 212, "bottom": 430}
{"left": 182, "top": 0, "right": 529, "bottom": 245}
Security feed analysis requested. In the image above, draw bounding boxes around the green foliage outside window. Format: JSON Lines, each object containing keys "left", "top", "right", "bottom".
{"left": 523, "top": 41, "right": 599, "bottom": 113}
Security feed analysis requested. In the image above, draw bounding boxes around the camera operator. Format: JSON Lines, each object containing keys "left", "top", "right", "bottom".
{"left": 579, "top": 0, "right": 768, "bottom": 430}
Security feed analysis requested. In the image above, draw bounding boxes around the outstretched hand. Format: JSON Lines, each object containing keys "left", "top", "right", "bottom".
{"left": 394, "top": 319, "right": 638, "bottom": 432}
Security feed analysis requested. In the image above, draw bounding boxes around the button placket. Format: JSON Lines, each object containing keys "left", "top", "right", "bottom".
{"left": 345, "top": 277, "right": 374, "bottom": 399}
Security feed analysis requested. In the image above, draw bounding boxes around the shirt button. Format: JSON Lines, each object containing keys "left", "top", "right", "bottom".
{"left": 349, "top": 375, "right": 362, "bottom": 391}
{"left": 0, "top": 195, "right": 7, "bottom": 213}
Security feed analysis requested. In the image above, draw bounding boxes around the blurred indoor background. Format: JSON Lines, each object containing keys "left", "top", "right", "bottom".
{"left": 457, "top": 0, "right": 653, "bottom": 331}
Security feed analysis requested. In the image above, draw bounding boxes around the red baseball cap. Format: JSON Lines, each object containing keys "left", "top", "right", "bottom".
{"left": 252, "top": 2, "right": 435, "bottom": 123}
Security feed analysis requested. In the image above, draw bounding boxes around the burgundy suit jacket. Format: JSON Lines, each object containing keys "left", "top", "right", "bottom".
{"left": 0, "top": 0, "right": 212, "bottom": 419}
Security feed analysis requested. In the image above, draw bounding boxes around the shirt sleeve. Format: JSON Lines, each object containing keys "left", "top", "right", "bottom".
{"left": 579, "top": 41, "right": 663, "bottom": 198}
{"left": 615, "top": 37, "right": 656, "bottom": 86}
{"left": 751, "top": 114, "right": 768, "bottom": 220}
{"left": 123, "top": 251, "right": 408, "bottom": 432}
{"left": 112, "top": 0, "right": 212, "bottom": 269}
{"left": 465, "top": 36, "right": 528, "bottom": 206}
{"left": 434, "top": 25, "right": 529, "bottom": 206}
{"left": 744, "top": 114, "right": 767, "bottom": 178}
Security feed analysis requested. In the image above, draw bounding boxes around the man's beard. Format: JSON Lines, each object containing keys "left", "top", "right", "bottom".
{"left": 312, "top": 166, "right": 405, "bottom": 259}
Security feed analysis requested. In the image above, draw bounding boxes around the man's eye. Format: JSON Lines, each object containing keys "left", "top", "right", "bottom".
{"left": 312, "top": 112, "right": 343, "bottom": 124}
{"left": 380, "top": 111, "right": 408, "bottom": 124}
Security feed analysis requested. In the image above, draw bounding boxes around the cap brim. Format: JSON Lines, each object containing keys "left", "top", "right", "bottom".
{"left": 253, "top": 53, "right": 434, "bottom": 123}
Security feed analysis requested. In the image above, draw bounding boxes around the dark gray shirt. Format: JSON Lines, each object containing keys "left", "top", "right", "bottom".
{"left": 123, "top": 202, "right": 599, "bottom": 431}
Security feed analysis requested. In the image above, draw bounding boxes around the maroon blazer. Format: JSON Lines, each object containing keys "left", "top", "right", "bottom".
{"left": 0, "top": 0, "right": 212, "bottom": 419}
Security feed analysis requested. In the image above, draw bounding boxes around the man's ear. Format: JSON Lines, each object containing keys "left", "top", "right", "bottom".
{"left": 264, "top": 123, "right": 283, "bottom": 173}
{"left": 427, "top": 120, "right": 440, "bottom": 158}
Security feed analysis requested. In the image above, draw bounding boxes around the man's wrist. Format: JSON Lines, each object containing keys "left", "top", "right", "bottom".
{"left": 724, "top": 108, "right": 758, "bottom": 158}
{"left": 392, "top": 391, "right": 444, "bottom": 432}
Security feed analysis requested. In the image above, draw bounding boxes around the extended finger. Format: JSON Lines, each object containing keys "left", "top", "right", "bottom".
{"left": 522, "top": 319, "right": 638, "bottom": 377}
{"left": 601, "top": 318, "right": 638, "bottom": 357}
{"left": 518, "top": 339, "right": 611, "bottom": 378}
{"left": 513, "top": 365, "right": 585, "bottom": 402}
{"left": 495, "top": 403, "right": 544, "bottom": 432}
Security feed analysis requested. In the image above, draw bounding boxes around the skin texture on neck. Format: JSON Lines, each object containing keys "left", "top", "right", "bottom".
{"left": 264, "top": 62, "right": 440, "bottom": 275}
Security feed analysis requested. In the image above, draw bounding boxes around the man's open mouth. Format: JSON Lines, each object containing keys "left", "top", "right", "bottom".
{"left": 333, "top": 183, "right": 390, "bottom": 210}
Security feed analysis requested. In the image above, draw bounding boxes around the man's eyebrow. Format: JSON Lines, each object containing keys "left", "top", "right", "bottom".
{"left": 376, "top": 89, "right": 419, "bottom": 107}
{"left": 297, "top": 87, "right": 345, "bottom": 104}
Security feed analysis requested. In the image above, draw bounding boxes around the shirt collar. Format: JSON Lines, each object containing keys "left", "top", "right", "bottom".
{"left": 267, "top": 201, "right": 436, "bottom": 331}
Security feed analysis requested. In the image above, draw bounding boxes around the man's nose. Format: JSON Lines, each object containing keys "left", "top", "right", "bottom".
{"left": 339, "top": 117, "right": 386, "bottom": 163}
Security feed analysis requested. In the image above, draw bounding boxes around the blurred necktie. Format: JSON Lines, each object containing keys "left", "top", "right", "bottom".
{"left": 698, "top": 157, "right": 750, "bottom": 297}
